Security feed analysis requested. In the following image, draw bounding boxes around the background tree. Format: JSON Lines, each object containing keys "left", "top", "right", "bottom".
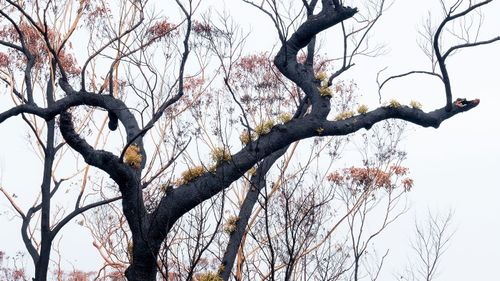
{"left": 0, "top": 0, "right": 498, "bottom": 280}
{"left": 396, "top": 211, "right": 455, "bottom": 281}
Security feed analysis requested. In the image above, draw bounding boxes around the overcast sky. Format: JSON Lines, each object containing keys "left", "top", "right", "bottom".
{"left": 1, "top": 0, "right": 499, "bottom": 280}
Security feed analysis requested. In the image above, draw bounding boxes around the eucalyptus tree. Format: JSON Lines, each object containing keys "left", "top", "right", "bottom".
{"left": 0, "top": 0, "right": 497, "bottom": 280}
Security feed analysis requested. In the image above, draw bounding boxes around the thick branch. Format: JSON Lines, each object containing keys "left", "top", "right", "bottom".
{"left": 274, "top": 5, "right": 357, "bottom": 82}
{"left": 58, "top": 111, "right": 131, "bottom": 184}
{"left": 150, "top": 101, "right": 478, "bottom": 238}
{"left": 59, "top": 111, "right": 146, "bottom": 236}
{"left": 273, "top": 4, "right": 357, "bottom": 118}
{"left": 0, "top": 80, "right": 142, "bottom": 144}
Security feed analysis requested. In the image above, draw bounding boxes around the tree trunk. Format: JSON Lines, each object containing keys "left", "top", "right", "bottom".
{"left": 125, "top": 238, "right": 160, "bottom": 281}
{"left": 125, "top": 263, "right": 158, "bottom": 281}
{"left": 34, "top": 119, "right": 56, "bottom": 281}
{"left": 220, "top": 147, "right": 289, "bottom": 281}
{"left": 34, "top": 246, "right": 51, "bottom": 281}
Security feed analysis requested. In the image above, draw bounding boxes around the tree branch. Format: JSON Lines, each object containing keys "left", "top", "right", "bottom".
{"left": 433, "top": 0, "right": 493, "bottom": 111}
{"left": 150, "top": 100, "right": 478, "bottom": 239}
{"left": 443, "top": 36, "right": 500, "bottom": 60}
{"left": 273, "top": 3, "right": 357, "bottom": 118}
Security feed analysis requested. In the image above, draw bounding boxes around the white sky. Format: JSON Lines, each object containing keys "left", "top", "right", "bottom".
{"left": 1, "top": 0, "right": 499, "bottom": 280}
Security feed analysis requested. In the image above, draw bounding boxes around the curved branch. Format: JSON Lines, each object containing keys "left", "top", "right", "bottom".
{"left": 379, "top": 70, "right": 443, "bottom": 90}
{"left": 59, "top": 110, "right": 146, "bottom": 238}
{"left": 51, "top": 196, "right": 122, "bottom": 238}
{"left": 242, "top": 0, "right": 287, "bottom": 43}
{"left": 0, "top": 39, "right": 23, "bottom": 52}
{"left": 3, "top": 1, "right": 51, "bottom": 97}
{"left": 273, "top": 4, "right": 357, "bottom": 118}
{"left": 274, "top": 5, "right": 357, "bottom": 83}
{"left": 58, "top": 111, "right": 131, "bottom": 183}
{"left": 0, "top": 104, "right": 45, "bottom": 123}
{"left": 0, "top": 13, "right": 36, "bottom": 103}
{"left": 0, "top": 79, "right": 142, "bottom": 143}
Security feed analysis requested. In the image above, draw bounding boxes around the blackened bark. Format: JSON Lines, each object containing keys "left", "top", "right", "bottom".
{"left": 21, "top": 208, "right": 39, "bottom": 266}
{"left": 34, "top": 119, "right": 55, "bottom": 281}
{"left": 124, "top": 236, "right": 161, "bottom": 281}
{"left": 431, "top": 0, "right": 495, "bottom": 111}
{"left": 59, "top": 111, "right": 159, "bottom": 281}
{"left": 273, "top": 5, "right": 357, "bottom": 118}
{"left": 152, "top": 101, "right": 477, "bottom": 235}
{"left": 108, "top": 110, "right": 119, "bottom": 130}
{"left": 34, "top": 76, "right": 57, "bottom": 281}
{"left": 220, "top": 147, "right": 289, "bottom": 281}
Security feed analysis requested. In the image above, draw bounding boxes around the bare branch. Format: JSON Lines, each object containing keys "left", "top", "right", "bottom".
{"left": 443, "top": 35, "right": 500, "bottom": 59}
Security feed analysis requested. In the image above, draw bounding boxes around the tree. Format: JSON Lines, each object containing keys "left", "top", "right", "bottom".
{"left": 0, "top": 0, "right": 498, "bottom": 280}
{"left": 397, "top": 211, "right": 455, "bottom": 281}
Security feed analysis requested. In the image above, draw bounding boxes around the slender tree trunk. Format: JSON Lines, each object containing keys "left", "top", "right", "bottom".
{"left": 220, "top": 147, "right": 288, "bottom": 281}
{"left": 284, "top": 257, "right": 296, "bottom": 281}
{"left": 354, "top": 255, "right": 360, "bottom": 281}
{"left": 34, "top": 119, "right": 55, "bottom": 281}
